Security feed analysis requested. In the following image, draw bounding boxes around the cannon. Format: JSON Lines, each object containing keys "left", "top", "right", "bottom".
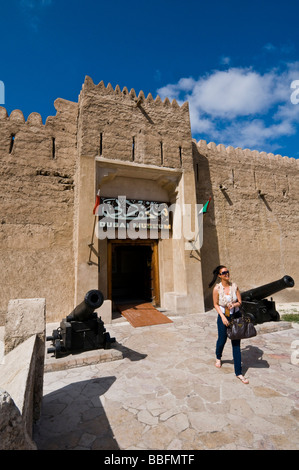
{"left": 47, "top": 290, "right": 115, "bottom": 358}
{"left": 240, "top": 275, "right": 295, "bottom": 324}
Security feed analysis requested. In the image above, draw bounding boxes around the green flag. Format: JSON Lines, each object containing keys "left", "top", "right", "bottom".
{"left": 199, "top": 197, "right": 211, "bottom": 215}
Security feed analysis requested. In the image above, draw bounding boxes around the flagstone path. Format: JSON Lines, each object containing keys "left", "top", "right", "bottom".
{"left": 34, "top": 308, "right": 299, "bottom": 450}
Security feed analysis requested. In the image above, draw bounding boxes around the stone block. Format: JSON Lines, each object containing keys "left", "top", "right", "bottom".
{"left": 0, "top": 389, "right": 36, "bottom": 450}
{"left": 4, "top": 298, "right": 46, "bottom": 424}
{"left": 5, "top": 298, "right": 46, "bottom": 354}
{"left": 0, "top": 333, "right": 44, "bottom": 449}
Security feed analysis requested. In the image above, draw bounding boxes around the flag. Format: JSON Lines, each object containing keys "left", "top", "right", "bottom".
{"left": 195, "top": 197, "right": 211, "bottom": 251}
{"left": 199, "top": 197, "right": 211, "bottom": 215}
{"left": 93, "top": 189, "right": 101, "bottom": 215}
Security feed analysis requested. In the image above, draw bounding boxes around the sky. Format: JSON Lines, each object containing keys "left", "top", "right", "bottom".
{"left": 1, "top": 0, "right": 299, "bottom": 158}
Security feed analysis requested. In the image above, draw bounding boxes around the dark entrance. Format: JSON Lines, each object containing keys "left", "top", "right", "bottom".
{"left": 111, "top": 244, "right": 153, "bottom": 303}
{"left": 108, "top": 240, "right": 160, "bottom": 306}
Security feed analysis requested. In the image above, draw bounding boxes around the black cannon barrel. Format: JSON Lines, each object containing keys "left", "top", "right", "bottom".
{"left": 241, "top": 275, "right": 294, "bottom": 301}
{"left": 67, "top": 289, "right": 104, "bottom": 322}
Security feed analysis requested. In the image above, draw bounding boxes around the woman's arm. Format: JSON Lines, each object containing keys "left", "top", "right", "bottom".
{"left": 234, "top": 287, "right": 242, "bottom": 309}
{"left": 228, "top": 286, "right": 242, "bottom": 310}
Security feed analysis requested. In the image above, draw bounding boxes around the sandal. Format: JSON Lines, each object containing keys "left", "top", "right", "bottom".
{"left": 237, "top": 375, "right": 249, "bottom": 384}
{"left": 215, "top": 359, "right": 222, "bottom": 368}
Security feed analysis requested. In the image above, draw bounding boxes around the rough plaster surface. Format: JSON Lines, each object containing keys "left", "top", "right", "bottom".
{"left": 193, "top": 140, "right": 299, "bottom": 306}
{"left": 0, "top": 77, "right": 298, "bottom": 323}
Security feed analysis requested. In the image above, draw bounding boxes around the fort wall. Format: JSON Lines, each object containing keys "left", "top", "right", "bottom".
{"left": 193, "top": 140, "right": 299, "bottom": 308}
{"left": 0, "top": 75, "right": 298, "bottom": 322}
{"left": 0, "top": 99, "right": 78, "bottom": 323}
{"left": 77, "top": 76, "right": 193, "bottom": 170}
{"left": 75, "top": 77, "right": 204, "bottom": 313}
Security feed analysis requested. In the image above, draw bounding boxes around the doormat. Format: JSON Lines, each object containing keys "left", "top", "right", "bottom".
{"left": 117, "top": 302, "right": 173, "bottom": 328}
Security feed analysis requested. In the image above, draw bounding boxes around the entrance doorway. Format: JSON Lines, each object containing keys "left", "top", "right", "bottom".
{"left": 107, "top": 240, "right": 160, "bottom": 307}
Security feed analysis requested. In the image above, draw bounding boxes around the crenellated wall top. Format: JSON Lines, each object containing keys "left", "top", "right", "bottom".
{"left": 0, "top": 107, "right": 48, "bottom": 128}
{"left": 0, "top": 98, "right": 78, "bottom": 129}
{"left": 0, "top": 75, "right": 188, "bottom": 131}
{"left": 79, "top": 75, "right": 189, "bottom": 112}
{"left": 193, "top": 138, "right": 299, "bottom": 167}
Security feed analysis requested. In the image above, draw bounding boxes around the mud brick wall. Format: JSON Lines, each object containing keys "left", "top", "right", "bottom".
{"left": 77, "top": 76, "right": 193, "bottom": 171}
{"left": 193, "top": 140, "right": 299, "bottom": 307}
{"left": 1, "top": 75, "right": 298, "bottom": 321}
{"left": 0, "top": 99, "right": 78, "bottom": 323}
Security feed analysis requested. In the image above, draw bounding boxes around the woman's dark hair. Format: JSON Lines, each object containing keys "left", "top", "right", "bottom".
{"left": 208, "top": 265, "right": 226, "bottom": 288}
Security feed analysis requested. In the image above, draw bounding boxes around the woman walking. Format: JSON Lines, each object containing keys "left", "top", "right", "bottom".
{"left": 209, "top": 265, "right": 249, "bottom": 384}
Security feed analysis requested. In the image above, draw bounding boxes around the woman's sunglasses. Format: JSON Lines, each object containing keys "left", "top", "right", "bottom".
{"left": 220, "top": 270, "right": 229, "bottom": 275}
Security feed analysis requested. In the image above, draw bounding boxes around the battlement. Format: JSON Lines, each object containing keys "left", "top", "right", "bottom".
{"left": 0, "top": 98, "right": 78, "bottom": 129}
{"left": 0, "top": 108, "right": 49, "bottom": 128}
{"left": 194, "top": 138, "right": 299, "bottom": 167}
{"left": 79, "top": 75, "right": 189, "bottom": 112}
{"left": 77, "top": 76, "right": 192, "bottom": 168}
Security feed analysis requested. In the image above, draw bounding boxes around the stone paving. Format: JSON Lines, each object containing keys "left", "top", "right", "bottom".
{"left": 33, "top": 307, "right": 299, "bottom": 450}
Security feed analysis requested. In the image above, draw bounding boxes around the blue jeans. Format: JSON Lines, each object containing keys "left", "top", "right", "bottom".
{"left": 216, "top": 314, "right": 242, "bottom": 376}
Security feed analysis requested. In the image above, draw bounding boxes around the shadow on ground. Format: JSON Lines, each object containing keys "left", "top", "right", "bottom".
{"left": 34, "top": 376, "right": 119, "bottom": 450}
{"left": 241, "top": 345, "right": 270, "bottom": 375}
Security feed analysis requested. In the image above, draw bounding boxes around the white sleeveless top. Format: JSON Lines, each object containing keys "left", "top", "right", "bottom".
{"left": 216, "top": 282, "right": 239, "bottom": 316}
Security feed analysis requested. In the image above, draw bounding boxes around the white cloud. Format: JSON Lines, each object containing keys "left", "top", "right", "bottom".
{"left": 192, "top": 69, "right": 276, "bottom": 117}
{"left": 157, "top": 63, "right": 299, "bottom": 152}
{"left": 213, "top": 119, "right": 295, "bottom": 150}
{"left": 158, "top": 77, "right": 196, "bottom": 104}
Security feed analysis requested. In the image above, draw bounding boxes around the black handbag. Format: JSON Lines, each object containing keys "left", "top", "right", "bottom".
{"left": 227, "top": 315, "right": 257, "bottom": 340}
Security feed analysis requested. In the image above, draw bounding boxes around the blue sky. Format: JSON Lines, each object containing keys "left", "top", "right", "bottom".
{"left": 1, "top": 0, "right": 299, "bottom": 158}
